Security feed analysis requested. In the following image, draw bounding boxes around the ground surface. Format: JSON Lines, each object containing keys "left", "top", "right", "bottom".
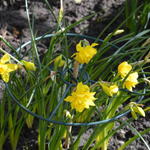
{"left": 0, "top": 0, "right": 150, "bottom": 150}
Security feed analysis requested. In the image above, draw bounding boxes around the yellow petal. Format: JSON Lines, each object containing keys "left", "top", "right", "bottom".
{"left": 6, "top": 64, "right": 18, "bottom": 72}
{"left": 110, "top": 85, "right": 118, "bottom": 94}
{"left": 54, "top": 55, "right": 65, "bottom": 68}
{"left": 1, "top": 72, "right": 10, "bottom": 82}
{"left": 64, "top": 96, "right": 73, "bottom": 102}
{"left": 127, "top": 72, "right": 138, "bottom": 82}
{"left": 0, "top": 63, "right": 7, "bottom": 73}
{"left": 0, "top": 54, "right": 10, "bottom": 64}
{"left": 21, "top": 60, "right": 36, "bottom": 71}
{"left": 99, "top": 81, "right": 118, "bottom": 96}
{"left": 123, "top": 72, "right": 138, "bottom": 91}
{"left": 74, "top": 42, "right": 97, "bottom": 64}
{"left": 91, "top": 43, "right": 98, "bottom": 47}
{"left": 76, "top": 82, "right": 90, "bottom": 92}
{"left": 76, "top": 41, "right": 82, "bottom": 52}
{"left": 118, "top": 61, "right": 132, "bottom": 78}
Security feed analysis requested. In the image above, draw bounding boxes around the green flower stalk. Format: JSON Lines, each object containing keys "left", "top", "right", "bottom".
{"left": 58, "top": 0, "right": 64, "bottom": 24}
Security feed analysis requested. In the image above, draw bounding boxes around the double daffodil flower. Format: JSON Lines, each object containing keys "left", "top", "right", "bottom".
{"left": 65, "top": 82, "right": 96, "bottom": 112}
{"left": 0, "top": 54, "right": 18, "bottom": 82}
{"left": 73, "top": 41, "right": 98, "bottom": 64}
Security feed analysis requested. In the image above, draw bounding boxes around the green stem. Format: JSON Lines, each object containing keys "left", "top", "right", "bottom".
{"left": 101, "top": 128, "right": 108, "bottom": 150}
{"left": 25, "top": 0, "right": 41, "bottom": 70}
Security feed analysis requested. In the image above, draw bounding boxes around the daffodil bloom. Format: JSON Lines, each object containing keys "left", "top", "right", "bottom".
{"left": 0, "top": 54, "right": 18, "bottom": 82}
{"left": 129, "top": 102, "right": 145, "bottom": 120}
{"left": 99, "top": 81, "right": 118, "bottom": 97}
{"left": 21, "top": 60, "right": 36, "bottom": 71}
{"left": 54, "top": 55, "right": 65, "bottom": 68}
{"left": 123, "top": 72, "right": 138, "bottom": 91}
{"left": 118, "top": 61, "right": 132, "bottom": 78}
{"left": 65, "top": 82, "right": 96, "bottom": 112}
{"left": 73, "top": 41, "right": 98, "bottom": 64}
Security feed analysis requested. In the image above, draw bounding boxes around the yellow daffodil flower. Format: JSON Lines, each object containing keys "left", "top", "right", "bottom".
{"left": 65, "top": 82, "right": 96, "bottom": 112}
{"left": 123, "top": 72, "right": 138, "bottom": 91}
{"left": 129, "top": 102, "right": 145, "bottom": 120}
{"left": 54, "top": 55, "right": 65, "bottom": 68}
{"left": 118, "top": 61, "right": 132, "bottom": 78}
{"left": 0, "top": 54, "right": 18, "bottom": 82}
{"left": 73, "top": 41, "right": 98, "bottom": 64}
{"left": 21, "top": 60, "right": 36, "bottom": 71}
{"left": 99, "top": 81, "right": 118, "bottom": 97}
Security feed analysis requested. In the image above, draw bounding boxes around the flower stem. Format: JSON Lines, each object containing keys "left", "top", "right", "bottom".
{"left": 73, "top": 61, "right": 79, "bottom": 79}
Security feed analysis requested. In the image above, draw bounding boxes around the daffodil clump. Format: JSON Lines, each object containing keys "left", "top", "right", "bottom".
{"left": 1, "top": 34, "right": 149, "bottom": 150}
{"left": 65, "top": 42, "right": 142, "bottom": 115}
{"left": 1, "top": 3, "right": 150, "bottom": 150}
{"left": 63, "top": 42, "right": 148, "bottom": 150}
